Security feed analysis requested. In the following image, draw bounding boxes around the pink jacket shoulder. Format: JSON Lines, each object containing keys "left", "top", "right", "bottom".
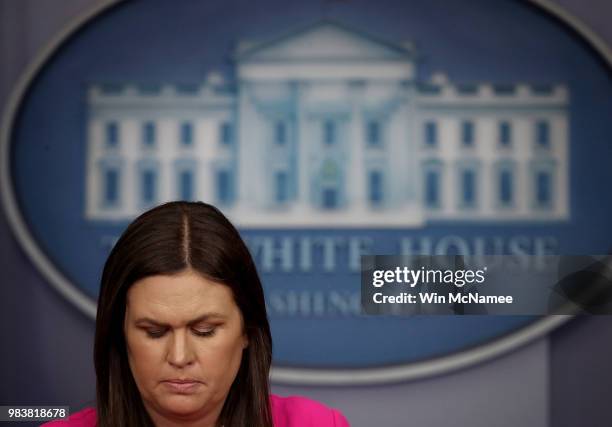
{"left": 40, "top": 407, "right": 96, "bottom": 427}
{"left": 271, "top": 394, "right": 350, "bottom": 427}
{"left": 39, "top": 395, "right": 350, "bottom": 427}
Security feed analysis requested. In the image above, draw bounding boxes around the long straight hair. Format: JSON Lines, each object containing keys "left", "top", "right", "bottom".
{"left": 94, "top": 201, "right": 273, "bottom": 427}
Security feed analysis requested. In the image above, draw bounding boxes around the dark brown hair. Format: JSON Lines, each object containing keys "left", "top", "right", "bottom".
{"left": 94, "top": 201, "right": 273, "bottom": 427}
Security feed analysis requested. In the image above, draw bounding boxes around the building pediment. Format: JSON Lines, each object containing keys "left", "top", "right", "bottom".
{"left": 236, "top": 20, "right": 414, "bottom": 63}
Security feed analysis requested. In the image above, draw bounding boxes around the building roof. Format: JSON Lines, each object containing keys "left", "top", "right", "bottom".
{"left": 234, "top": 19, "right": 415, "bottom": 63}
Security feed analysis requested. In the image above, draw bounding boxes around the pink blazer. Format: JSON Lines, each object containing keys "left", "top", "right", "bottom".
{"left": 41, "top": 394, "right": 350, "bottom": 426}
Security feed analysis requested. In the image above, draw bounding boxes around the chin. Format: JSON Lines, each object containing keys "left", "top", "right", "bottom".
{"left": 160, "top": 394, "right": 207, "bottom": 416}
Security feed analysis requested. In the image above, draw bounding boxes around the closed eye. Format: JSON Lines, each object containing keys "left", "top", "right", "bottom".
{"left": 146, "top": 328, "right": 167, "bottom": 339}
{"left": 192, "top": 327, "right": 216, "bottom": 337}
{"left": 141, "top": 326, "right": 217, "bottom": 339}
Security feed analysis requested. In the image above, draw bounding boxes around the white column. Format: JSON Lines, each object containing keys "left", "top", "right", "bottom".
{"left": 236, "top": 82, "right": 257, "bottom": 211}
{"left": 85, "top": 118, "right": 100, "bottom": 219}
{"left": 348, "top": 85, "right": 365, "bottom": 212}
{"left": 158, "top": 117, "right": 174, "bottom": 203}
{"left": 123, "top": 118, "right": 138, "bottom": 218}
{"left": 296, "top": 81, "right": 310, "bottom": 211}
{"left": 389, "top": 98, "right": 407, "bottom": 210}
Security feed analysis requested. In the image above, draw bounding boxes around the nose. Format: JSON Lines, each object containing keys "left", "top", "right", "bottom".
{"left": 167, "top": 329, "right": 195, "bottom": 368}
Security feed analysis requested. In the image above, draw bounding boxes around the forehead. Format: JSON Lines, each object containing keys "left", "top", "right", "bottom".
{"left": 125, "top": 271, "right": 238, "bottom": 320}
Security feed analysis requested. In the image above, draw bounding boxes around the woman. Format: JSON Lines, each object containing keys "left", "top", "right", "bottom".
{"left": 43, "top": 201, "right": 350, "bottom": 427}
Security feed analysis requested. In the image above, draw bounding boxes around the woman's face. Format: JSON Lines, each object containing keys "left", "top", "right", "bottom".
{"left": 124, "top": 270, "right": 248, "bottom": 425}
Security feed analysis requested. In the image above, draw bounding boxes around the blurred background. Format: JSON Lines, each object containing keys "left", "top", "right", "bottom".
{"left": 1, "top": 1, "right": 611, "bottom": 426}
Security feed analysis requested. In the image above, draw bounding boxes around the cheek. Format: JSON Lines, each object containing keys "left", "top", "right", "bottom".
{"left": 126, "top": 333, "right": 166, "bottom": 385}
{"left": 198, "top": 335, "right": 245, "bottom": 384}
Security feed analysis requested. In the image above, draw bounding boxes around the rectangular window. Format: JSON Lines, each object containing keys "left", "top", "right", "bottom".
{"left": 220, "top": 122, "right": 233, "bottom": 145}
{"left": 461, "top": 170, "right": 476, "bottom": 206}
{"left": 275, "top": 171, "right": 288, "bottom": 202}
{"left": 323, "top": 120, "right": 336, "bottom": 145}
{"left": 180, "top": 122, "right": 193, "bottom": 146}
{"left": 368, "top": 171, "right": 383, "bottom": 204}
{"left": 275, "top": 121, "right": 286, "bottom": 145}
{"left": 105, "top": 122, "right": 118, "bottom": 148}
{"left": 425, "top": 170, "right": 439, "bottom": 207}
{"left": 499, "top": 170, "right": 513, "bottom": 205}
{"left": 104, "top": 169, "right": 119, "bottom": 204}
{"left": 143, "top": 122, "right": 156, "bottom": 147}
{"left": 217, "top": 170, "right": 231, "bottom": 204}
{"left": 461, "top": 121, "right": 474, "bottom": 146}
{"left": 536, "top": 171, "right": 551, "bottom": 206}
{"left": 499, "top": 121, "right": 511, "bottom": 146}
{"left": 142, "top": 169, "right": 157, "bottom": 203}
{"left": 536, "top": 120, "right": 550, "bottom": 148}
{"left": 425, "top": 121, "right": 437, "bottom": 147}
{"left": 456, "top": 84, "right": 478, "bottom": 95}
{"left": 366, "top": 121, "right": 381, "bottom": 147}
{"left": 179, "top": 170, "right": 193, "bottom": 200}
{"left": 100, "top": 83, "right": 122, "bottom": 94}
{"left": 322, "top": 188, "right": 338, "bottom": 209}
{"left": 176, "top": 83, "right": 199, "bottom": 95}
{"left": 139, "top": 84, "right": 161, "bottom": 95}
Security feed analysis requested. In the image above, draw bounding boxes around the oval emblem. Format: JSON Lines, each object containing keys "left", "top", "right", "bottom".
{"left": 2, "top": 0, "right": 611, "bottom": 384}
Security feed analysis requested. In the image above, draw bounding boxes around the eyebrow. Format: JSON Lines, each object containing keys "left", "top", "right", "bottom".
{"left": 133, "top": 312, "right": 227, "bottom": 327}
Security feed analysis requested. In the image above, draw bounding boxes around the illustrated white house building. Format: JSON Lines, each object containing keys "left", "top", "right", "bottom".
{"left": 85, "top": 21, "right": 569, "bottom": 227}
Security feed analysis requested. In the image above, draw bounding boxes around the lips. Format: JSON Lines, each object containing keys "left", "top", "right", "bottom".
{"left": 162, "top": 379, "right": 203, "bottom": 393}
{"left": 165, "top": 379, "right": 201, "bottom": 384}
